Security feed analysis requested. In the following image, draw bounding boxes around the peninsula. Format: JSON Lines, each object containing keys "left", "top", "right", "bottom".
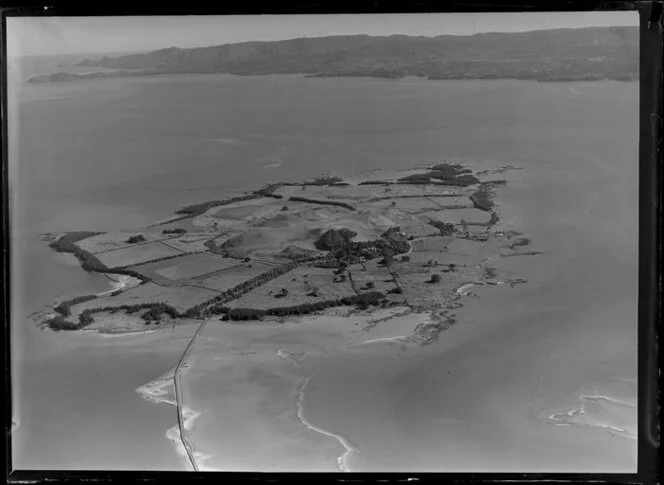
{"left": 35, "top": 161, "right": 535, "bottom": 345}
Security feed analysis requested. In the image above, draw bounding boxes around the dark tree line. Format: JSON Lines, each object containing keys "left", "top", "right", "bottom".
{"left": 254, "top": 183, "right": 285, "bottom": 199}
{"left": 47, "top": 301, "right": 184, "bottom": 330}
{"left": 175, "top": 194, "right": 260, "bottom": 216}
{"left": 182, "top": 261, "right": 299, "bottom": 318}
{"left": 306, "top": 176, "right": 344, "bottom": 186}
{"left": 217, "top": 291, "right": 386, "bottom": 321}
{"left": 54, "top": 294, "right": 98, "bottom": 317}
{"left": 49, "top": 233, "right": 151, "bottom": 282}
{"left": 112, "top": 253, "right": 185, "bottom": 271}
{"left": 162, "top": 228, "right": 187, "bottom": 235}
{"left": 288, "top": 196, "right": 356, "bottom": 211}
{"left": 358, "top": 181, "right": 393, "bottom": 186}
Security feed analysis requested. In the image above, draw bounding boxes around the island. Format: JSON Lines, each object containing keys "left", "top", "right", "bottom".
{"left": 34, "top": 161, "right": 537, "bottom": 346}
{"left": 27, "top": 26, "right": 638, "bottom": 84}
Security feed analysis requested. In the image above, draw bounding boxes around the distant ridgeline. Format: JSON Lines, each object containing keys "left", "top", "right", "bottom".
{"left": 28, "top": 26, "right": 638, "bottom": 83}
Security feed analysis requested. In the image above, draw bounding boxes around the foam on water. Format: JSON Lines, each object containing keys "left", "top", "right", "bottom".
{"left": 542, "top": 391, "right": 637, "bottom": 439}
{"left": 264, "top": 161, "right": 284, "bottom": 169}
{"left": 136, "top": 371, "right": 205, "bottom": 469}
{"left": 210, "top": 137, "right": 247, "bottom": 146}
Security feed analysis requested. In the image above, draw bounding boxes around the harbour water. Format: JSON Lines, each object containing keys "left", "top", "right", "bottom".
{"left": 10, "top": 54, "right": 637, "bottom": 471}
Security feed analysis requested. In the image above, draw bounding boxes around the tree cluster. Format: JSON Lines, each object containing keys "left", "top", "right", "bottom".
{"left": 427, "top": 273, "right": 442, "bottom": 284}
{"left": 398, "top": 163, "right": 480, "bottom": 186}
{"left": 469, "top": 185, "right": 495, "bottom": 212}
{"left": 427, "top": 220, "right": 456, "bottom": 236}
{"left": 126, "top": 235, "right": 146, "bottom": 244}
{"left": 47, "top": 315, "right": 82, "bottom": 331}
{"left": 313, "top": 226, "right": 410, "bottom": 269}
{"left": 314, "top": 228, "right": 358, "bottom": 251}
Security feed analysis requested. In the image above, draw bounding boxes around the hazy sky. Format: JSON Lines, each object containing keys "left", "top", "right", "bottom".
{"left": 8, "top": 11, "right": 639, "bottom": 57}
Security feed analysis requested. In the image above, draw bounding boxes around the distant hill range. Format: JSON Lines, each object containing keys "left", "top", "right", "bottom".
{"left": 28, "top": 26, "right": 638, "bottom": 83}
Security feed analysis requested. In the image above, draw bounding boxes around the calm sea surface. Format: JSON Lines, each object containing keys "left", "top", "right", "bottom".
{"left": 10, "top": 56, "right": 638, "bottom": 470}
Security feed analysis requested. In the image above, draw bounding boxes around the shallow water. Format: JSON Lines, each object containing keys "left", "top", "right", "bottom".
{"left": 302, "top": 125, "right": 638, "bottom": 472}
{"left": 10, "top": 54, "right": 637, "bottom": 471}
{"left": 12, "top": 305, "right": 195, "bottom": 470}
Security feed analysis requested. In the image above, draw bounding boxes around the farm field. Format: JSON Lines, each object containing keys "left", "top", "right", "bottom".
{"left": 349, "top": 263, "right": 402, "bottom": 298}
{"left": 424, "top": 208, "right": 491, "bottom": 225}
{"left": 410, "top": 236, "right": 454, "bottom": 252}
{"left": 96, "top": 241, "right": 185, "bottom": 268}
{"left": 402, "top": 248, "right": 453, "bottom": 267}
{"left": 364, "top": 209, "right": 435, "bottom": 238}
{"left": 158, "top": 234, "right": 212, "bottom": 254}
{"left": 208, "top": 198, "right": 281, "bottom": 221}
{"left": 132, "top": 252, "right": 241, "bottom": 282}
{"left": 396, "top": 270, "right": 471, "bottom": 308}
{"left": 155, "top": 253, "right": 239, "bottom": 280}
{"left": 75, "top": 231, "right": 177, "bottom": 254}
{"left": 377, "top": 197, "right": 441, "bottom": 213}
{"left": 226, "top": 265, "right": 357, "bottom": 311}
{"left": 68, "top": 282, "right": 219, "bottom": 317}
{"left": 196, "top": 262, "right": 275, "bottom": 292}
{"left": 427, "top": 196, "right": 474, "bottom": 208}
{"left": 293, "top": 185, "right": 370, "bottom": 201}
{"left": 380, "top": 184, "right": 466, "bottom": 198}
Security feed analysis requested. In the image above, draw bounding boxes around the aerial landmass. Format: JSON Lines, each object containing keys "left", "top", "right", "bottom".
{"left": 31, "top": 159, "right": 541, "bottom": 470}
{"left": 35, "top": 161, "right": 532, "bottom": 340}
{"left": 26, "top": 26, "right": 638, "bottom": 84}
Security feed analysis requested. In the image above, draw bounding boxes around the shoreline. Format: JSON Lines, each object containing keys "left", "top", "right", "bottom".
{"left": 27, "top": 70, "right": 639, "bottom": 86}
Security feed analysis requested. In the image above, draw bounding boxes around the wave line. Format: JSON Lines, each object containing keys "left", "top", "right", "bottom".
{"left": 296, "top": 376, "right": 362, "bottom": 472}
